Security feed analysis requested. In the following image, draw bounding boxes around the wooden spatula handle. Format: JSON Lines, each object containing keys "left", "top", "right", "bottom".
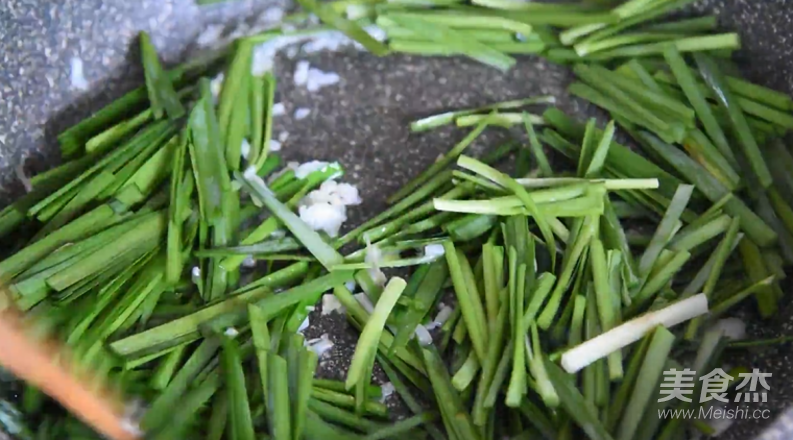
{"left": 0, "top": 310, "right": 140, "bottom": 440}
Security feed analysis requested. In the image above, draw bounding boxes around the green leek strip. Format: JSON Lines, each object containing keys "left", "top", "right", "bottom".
{"left": 124, "top": 133, "right": 179, "bottom": 196}
{"left": 485, "top": 8, "right": 619, "bottom": 27}
{"left": 662, "top": 46, "right": 734, "bottom": 164}
{"left": 738, "top": 239, "right": 777, "bottom": 318}
{"left": 139, "top": 31, "right": 185, "bottom": 120}
{"left": 166, "top": 133, "right": 190, "bottom": 284}
{"left": 255, "top": 73, "right": 278, "bottom": 170}
{"left": 611, "top": 0, "right": 663, "bottom": 19}
{"left": 31, "top": 120, "right": 174, "bottom": 218}
{"left": 339, "top": 170, "right": 451, "bottom": 245}
{"left": 268, "top": 354, "right": 292, "bottom": 440}
{"left": 333, "top": 288, "right": 428, "bottom": 376}
{"left": 481, "top": 342, "right": 511, "bottom": 411}
{"left": 595, "top": 65, "right": 696, "bottom": 128}
{"left": 47, "top": 211, "right": 166, "bottom": 291}
{"left": 567, "top": 294, "right": 587, "bottom": 347}
{"left": 734, "top": 96, "right": 793, "bottom": 129}
{"left": 308, "top": 399, "right": 379, "bottom": 433}
{"left": 521, "top": 112, "right": 552, "bottom": 176}
{"left": 149, "top": 374, "right": 221, "bottom": 440}
{"left": 544, "top": 359, "right": 614, "bottom": 440}
{"left": 576, "top": 32, "right": 686, "bottom": 57}
{"left": 248, "top": 74, "right": 266, "bottom": 166}
{"left": 294, "top": 346, "right": 318, "bottom": 439}
{"left": 619, "top": 58, "right": 663, "bottom": 91}
{"left": 240, "top": 170, "right": 344, "bottom": 269}
{"left": 206, "top": 390, "right": 229, "bottom": 440}
{"left": 457, "top": 155, "right": 557, "bottom": 269}
{"left": 522, "top": 272, "right": 556, "bottom": 328}
{"left": 384, "top": 11, "right": 533, "bottom": 35}
{"left": 96, "top": 129, "right": 176, "bottom": 202}
{"left": 390, "top": 260, "right": 447, "bottom": 354}
{"left": 377, "top": 357, "right": 446, "bottom": 440}
{"left": 381, "top": 19, "right": 522, "bottom": 43}
{"left": 444, "top": 241, "right": 488, "bottom": 361}
{"left": 57, "top": 47, "right": 224, "bottom": 152}
{"left": 602, "top": 198, "right": 640, "bottom": 284}
{"left": 573, "top": 65, "right": 682, "bottom": 143}
{"left": 684, "top": 216, "right": 741, "bottom": 337}
{"left": 387, "top": 117, "right": 489, "bottom": 205}
{"left": 64, "top": 249, "right": 152, "bottom": 345}
{"left": 345, "top": 277, "right": 407, "bottom": 389}
{"left": 616, "top": 326, "right": 675, "bottom": 440}
{"left": 632, "top": 250, "right": 691, "bottom": 311}
{"left": 537, "top": 215, "right": 596, "bottom": 329}
{"left": 249, "top": 303, "right": 271, "bottom": 402}
{"left": 361, "top": 183, "right": 472, "bottom": 243}
{"left": 472, "top": 300, "right": 508, "bottom": 425}
{"left": 223, "top": 49, "right": 253, "bottom": 171}
{"left": 481, "top": 243, "right": 500, "bottom": 323}
{"left": 297, "top": 0, "right": 389, "bottom": 56}
{"left": 583, "top": 120, "right": 615, "bottom": 178}
{"left": 85, "top": 109, "right": 153, "bottom": 155}
{"left": 590, "top": 239, "right": 622, "bottom": 379}
{"left": 389, "top": 39, "right": 545, "bottom": 57}
{"left": 363, "top": 412, "right": 436, "bottom": 440}
{"left": 142, "top": 339, "right": 221, "bottom": 431}
{"left": 468, "top": 0, "right": 595, "bottom": 11}
{"left": 0, "top": 204, "right": 117, "bottom": 279}
{"left": 694, "top": 52, "right": 772, "bottom": 187}
{"left": 698, "top": 70, "right": 793, "bottom": 111}
{"left": 189, "top": 79, "right": 231, "bottom": 224}
{"left": 505, "top": 260, "right": 527, "bottom": 407}
{"left": 385, "top": 14, "right": 515, "bottom": 72}
{"left": 638, "top": 184, "right": 693, "bottom": 276}
{"left": 527, "top": 323, "right": 558, "bottom": 407}
{"left": 421, "top": 345, "right": 480, "bottom": 440}
{"left": 311, "top": 389, "right": 386, "bottom": 417}
{"left": 710, "top": 276, "right": 776, "bottom": 317}
{"left": 303, "top": 410, "right": 362, "bottom": 439}
{"left": 570, "top": 0, "right": 697, "bottom": 49}
{"left": 682, "top": 129, "right": 740, "bottom": 190}
{"left": 769, "top": 187, "right": 793, "bottom": 238}
{"left": 257, "top": 152, "right": 281, "bottom": 179}
{"left": 437, "top": 183, "right": 589, "bottom": 214}
{"left": 221, "top": 168, "right": 342, "bottom": 270}
{"left": 109, "top": 270, "right": 350, "bottom": 358}
{"left": 223, "top": 338, "right": 256, "bottom": 440}
{"left": 573, "top": 119, "right": 600, "bottom": 176}
{"left": 408, "top": 97, "right": 554, "bottom": 132}
{"left": 196, "top": 237, "right": 301, "bottom": 258}
{"left": 586, "top": 33, "right": 740, "bottom": 60}
{"left": 669, "top": 213, "right": 731, "bottom": 252}
{"left": 455, "top": 112, "right": 544, "bottom": 128}
{"left": 313, "top": 379, "right": 381, "bottom": 398}
{"left": 80, "top": 253, "right": 167, "bottom": 359}
{"left": 542, "top": 107, "right": 683, "bottom": 199}
{"left": 218, "top": 41, "right": 253, "bottom": 141}
{"left": 451, "top": 351, "right": 480, "bottom": 391}
{"left": 516, "top": 177, "right": 657, "bottom": 190}
{"left": 647, "top": 6, "right": 719, "bottom": 37}
{"left": 572, "top": 78, "right": 679, "bottom": 141}
{"left": 636, "top": 131, "right": 776, "bottom": 246}
{"left": 605, "top": 334, "right": 651, "bottom": 432}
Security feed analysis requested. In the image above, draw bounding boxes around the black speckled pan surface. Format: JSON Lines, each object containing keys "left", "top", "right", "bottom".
{"left": 1, "top": 0, "right": 793, "bottom": 439}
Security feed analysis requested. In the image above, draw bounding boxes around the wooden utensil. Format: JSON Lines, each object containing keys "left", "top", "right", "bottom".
{"left": 0, "top": 295, "right": 141, "bottom": 440}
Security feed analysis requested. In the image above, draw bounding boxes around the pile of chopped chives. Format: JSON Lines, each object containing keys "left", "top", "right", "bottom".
{"left": 1, "top": 1, "right": 792, "bottom": 439}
